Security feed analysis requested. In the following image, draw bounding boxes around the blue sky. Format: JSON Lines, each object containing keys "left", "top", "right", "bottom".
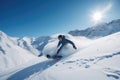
{"left": 0, "top": 0, "right": 120, "bottom": 37}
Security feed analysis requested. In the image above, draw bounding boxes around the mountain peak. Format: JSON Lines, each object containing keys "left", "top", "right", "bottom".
{"left": 0, "top": 30, "right": 8, "bottom": 38}
{"left": 0, "top": 30, "right": 6, "bottom": 35}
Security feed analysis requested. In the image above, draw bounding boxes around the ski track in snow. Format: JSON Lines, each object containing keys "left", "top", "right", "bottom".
{"left": 53, "top": 52, "right": 120, "bottom": 79}
{"left": 7, "top": 59, "right": 59, "bottom": 80}
{"left": 57, "top": 52, "right": 120, "bottom": 68}
{"left": 104, "top": 68, "right": 120, "bottom": 79}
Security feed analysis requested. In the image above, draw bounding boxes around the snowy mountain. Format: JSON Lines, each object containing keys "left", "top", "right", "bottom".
{"left": 8, "top": 36, "right": 50, "bottom": 57}
{"left": 16, "top": 36, "right": 50, "bottom": 56}
{"left": 2, "top": 31, "right": 119, "bottom": 80}
{"left": 16, "top": 37, "right": 40, "bottom": 56}
{"left": 69, "top": 19, "right": 120, "bottom": 38}
{"left": 0, "top": 31, "right": 51, "bottom": 72}
{"left": 0, "top": 19, "right": 120, "bottom": 80}
{"left": 0, "top": 31, "right": 36, "bottom": 72}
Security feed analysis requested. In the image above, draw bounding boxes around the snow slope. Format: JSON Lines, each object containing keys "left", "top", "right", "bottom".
{"left": 11, "top": 32, "right": 120, "bottom": 80}
{"left": 0, "top": 31, "right": 36, "bottom": 72}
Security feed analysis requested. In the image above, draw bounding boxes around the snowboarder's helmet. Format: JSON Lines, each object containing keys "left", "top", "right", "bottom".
{"left": 58, "top": 35, "right": 65, "bottom": 40}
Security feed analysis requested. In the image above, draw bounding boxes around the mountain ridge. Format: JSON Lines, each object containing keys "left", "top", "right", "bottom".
{"left": 69, "top": 19, "right": 120, "bottom": 38}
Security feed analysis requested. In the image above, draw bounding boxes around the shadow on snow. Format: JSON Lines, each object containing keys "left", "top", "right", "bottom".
{"left": 7, "top": 59, "right": 58, "bottom": 80}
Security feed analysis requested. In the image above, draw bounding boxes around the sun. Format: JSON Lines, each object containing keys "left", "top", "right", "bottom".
{"left": 92, "top": 12, "right": 102, "bottom": 21}
{"left": 92, "top": 11, "right": 103, "bottom": 23}
{"left": 90, "top": 3, "right": 112, "bottom": 24}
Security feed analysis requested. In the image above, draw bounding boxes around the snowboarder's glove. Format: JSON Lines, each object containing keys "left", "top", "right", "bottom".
{"left": 73, "top": 45, "right": 77, "bottom": 49}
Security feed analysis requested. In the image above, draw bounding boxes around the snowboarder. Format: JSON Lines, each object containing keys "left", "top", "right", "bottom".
{"left": 55, "top": 35, "right": 77, "bottom": 57}
{"left": 46, "top": 35, "right": 77, "bottom": 59}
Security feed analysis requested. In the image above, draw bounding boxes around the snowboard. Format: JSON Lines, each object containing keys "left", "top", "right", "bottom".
{"left": 46, "top": 54, "right": 62, "bottom": 60}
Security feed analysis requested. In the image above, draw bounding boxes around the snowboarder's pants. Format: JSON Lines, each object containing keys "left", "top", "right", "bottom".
{"left": 57, "top": 45, "right": 65, "bottom": 55}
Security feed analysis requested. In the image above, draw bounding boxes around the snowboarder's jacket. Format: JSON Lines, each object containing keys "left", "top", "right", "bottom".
{"left": 56, "top": 35, "right": 77, "bottom": 54}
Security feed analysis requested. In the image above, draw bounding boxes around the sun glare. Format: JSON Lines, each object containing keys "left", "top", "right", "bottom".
{"left": 90, "top": 3, "right": 112, "bottom": 24}
{"left": 92, "top": 11, "right": 103, "bottom": 21}
{"left": 91, "top": 11, "right": 104, "bottom": 24}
